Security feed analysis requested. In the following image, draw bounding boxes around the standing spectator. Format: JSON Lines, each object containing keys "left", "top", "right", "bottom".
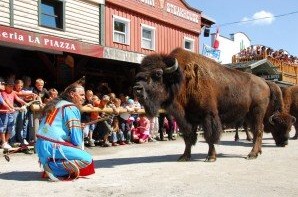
{"left": 44, "top": 88, "right": 58, "bottom": 103}
{"left": 0, "top": 78, "right": 14, "bottom": 147}
{"left": 32, "top": 78, "right": 49, "bottom": 106}
{"left": 1, "top": 79, "right": 27, "bottom": 148}
{"left": 21, "top": 76, "right": 36, "bottom": 144}
{"left": 148, "top": 116, "right": 159, "bottom": 142}
{"left": 157, "top": 113, "right": 176, "bottom": 141}
{"left": 22, "top": 76, "right": 33, "bottom": 92}
{"left": 14, "top": 79, "right": 36, "bottom": 145}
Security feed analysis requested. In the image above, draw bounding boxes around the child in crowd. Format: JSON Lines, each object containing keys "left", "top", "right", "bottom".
{"left": 0, "top": 80, "right": 27, "bottom": 149}
{"left": 44, "top": 88, "right": 58, "bottom": 103}
{"left": 0, "top": 78, "right": 14, "bottom": 147}
{"left": 119, "top": 97, "right": 135, "bottom": 144}
{"left": 95, "top": 95, "right": 112, "bottom": 147}
{"left": 132, "top": 113, "right": 150, "bottom": 143}
{"left": 32, "top": 78, "right": 49, "bottom": 106}
{"left": 14, "top": 79, "right": 37, "bottom": 145}
{"left": 109, "top": 116, "right": 126, "bottom": 146}
{"left": 82, "top": 90, "right": 96, "bottom": 147}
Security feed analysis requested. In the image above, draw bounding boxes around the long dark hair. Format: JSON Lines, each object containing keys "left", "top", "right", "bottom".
{"left": 42, "top": 83, "right": 84, "bottom": 115}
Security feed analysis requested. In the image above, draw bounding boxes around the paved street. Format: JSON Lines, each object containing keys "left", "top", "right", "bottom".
{"left": 1, "top": 130, "right": 298, "bottom": 197}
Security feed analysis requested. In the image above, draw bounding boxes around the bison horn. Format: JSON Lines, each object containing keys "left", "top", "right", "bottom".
{"left": 292, "top": 116, "right": 296, "bottom": 124}
{"left": 164, "top": 58, "right": 179, "bottom": 73}
{"left": 269, "top": 114, "right": 275, "bottom": 125}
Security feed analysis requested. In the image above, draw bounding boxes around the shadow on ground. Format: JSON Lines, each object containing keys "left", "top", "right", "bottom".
{"left": 94, "top": 151, "right": 245, "bottom": 169}
{"left": 0, "top": 171, "right": 42, "bottom": 181}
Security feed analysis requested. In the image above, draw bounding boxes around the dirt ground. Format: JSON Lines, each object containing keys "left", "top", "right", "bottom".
{"left": 1, "top": 129, "right": 298, "bottom": 197}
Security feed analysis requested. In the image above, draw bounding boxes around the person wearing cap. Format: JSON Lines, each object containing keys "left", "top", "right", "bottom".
{"left": 0, "top": 79, "right": 27, "bottom": 149}
{"left": 35, "top": 83, "right": 95, "bottom": 181}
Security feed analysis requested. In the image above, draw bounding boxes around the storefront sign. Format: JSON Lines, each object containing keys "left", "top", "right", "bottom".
{"left": 202, "top": 44, "right": 221, "bottom": 62}
{"left": 166, "top": 2, "right": 199, "bottom": 23}
{"left": 104, "top": 47, "right": 145, "bottom": 63}
{"left": 0, "top": 25, "right": 103, "bottom": 58}
{"left": 260, "top": 74, "right": 281, "bottom": 81}
{"left": 136, "top": 0, "right": 155, "bottom": 6}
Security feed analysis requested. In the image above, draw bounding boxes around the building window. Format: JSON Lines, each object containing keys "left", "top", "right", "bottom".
{"left": 39, "top": 0, "right": 65, "bottom": 30}
{"left": 184, "top": 37, "right": 195, "bottom": 51}
{"left": 113, "top": 15, "right": 130, "bottom": 45}
{"left": 141, "top": 24, "right": 155, "bottom": 50}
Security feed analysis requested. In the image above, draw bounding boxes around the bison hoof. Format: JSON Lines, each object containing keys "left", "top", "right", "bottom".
{"left": 204, "top": 156, "right": 216, "bottom": 162}
{"left": 177, "top": 155, "right": 191, "bottom": 162}
{"left": 291, "top": 136, "right": 298, "bottom": 140}
{"left": 205, "top": 156, "right": 216, "bottom": 162}
{"left": 246, "top": 154, "right": 258, "bottom": 160}
{"left": 234, "top": 138, "right": 239, "bottom": 142}
{"left": 246, "top": 137, "right": 253, "bottom": 142}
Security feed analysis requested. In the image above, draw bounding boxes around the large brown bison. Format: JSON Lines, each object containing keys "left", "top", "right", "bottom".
{"left": 234, "top": 81, "right": 295, "bottom": 145}
{"left": 133, "top": 48, "right": 293, "bottom": 161}
{"left": 282, "top": 85, "right": 298, "bottom": 139}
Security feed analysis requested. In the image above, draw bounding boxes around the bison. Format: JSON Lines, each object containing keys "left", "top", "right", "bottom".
{"left": 282, "top": 85, "right": 298, "bottom": 139}
{"left": 133, "top": 48, "right": 293, "bottom": 161}
{"left": 234, "top": 81, "right": 295, "bottom": 146}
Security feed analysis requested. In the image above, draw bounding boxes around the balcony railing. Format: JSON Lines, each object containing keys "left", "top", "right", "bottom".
{"left": 232, "top": 53, "right": 298, "bottom": 85}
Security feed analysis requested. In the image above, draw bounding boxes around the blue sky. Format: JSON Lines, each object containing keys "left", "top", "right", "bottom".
{"left": 186, "top": 0, "right": 298, "bottom": 56}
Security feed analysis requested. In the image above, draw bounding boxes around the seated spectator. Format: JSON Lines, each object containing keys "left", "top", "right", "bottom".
{"left": 132, "top": 114, "right": 150, "bottom": 143}
{"left": 119, "top": 98, "right": 135, "bottom": 144}
{"left": 109, "top": 116, "right": 126, "bottom": 146}
{"left": 93, "top": 95, "right": 112, "bottom": 147}
{"left": 81, "top": 90, "right": 96, "bottom": 147}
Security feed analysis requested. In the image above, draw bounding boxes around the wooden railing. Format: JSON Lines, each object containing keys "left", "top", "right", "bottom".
{"left": 267, "top": 56, "right": 298, "bottom": 85}
{"left": 232, "top": 54, "right": 298, "bottom": 85}
{"left": 232, "top": 53, "right": 267, "bottom": 64}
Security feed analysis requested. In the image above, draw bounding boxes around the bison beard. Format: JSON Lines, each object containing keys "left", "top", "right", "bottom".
{"left": 137, "top": 82, "right": 164, "bottom": 118}
{"left": 134, "top": 48, "right": 292, "bottom": 162}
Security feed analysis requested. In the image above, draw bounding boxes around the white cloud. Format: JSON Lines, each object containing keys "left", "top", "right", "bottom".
{"left": 241, "top": 10, "right": 275, "bottom": 25}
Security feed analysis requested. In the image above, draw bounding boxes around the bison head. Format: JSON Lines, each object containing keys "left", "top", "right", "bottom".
{"left": 267, "top": 112, "right": 296, "bottom": 147}
{"left": 133, "top": 54, "right": 183, "bottom": 118}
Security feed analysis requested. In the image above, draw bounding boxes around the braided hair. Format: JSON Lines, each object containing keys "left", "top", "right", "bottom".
{"left": 42, "top": 83, "right": 84, "bottom": 115}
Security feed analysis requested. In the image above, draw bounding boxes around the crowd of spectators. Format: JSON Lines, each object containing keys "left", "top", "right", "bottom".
{"left": 235, "top": 45, "right": 298, "bottom": 64}
{"left": 0, "top": 74, "right": 179, "bottom": 150}
{"left": 81, "top": 87, "right": 178, "bottom": 148}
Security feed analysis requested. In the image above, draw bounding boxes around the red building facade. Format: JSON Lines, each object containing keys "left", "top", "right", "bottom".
{"left": 104, "top": 0, "right": 213, "bottom": 58}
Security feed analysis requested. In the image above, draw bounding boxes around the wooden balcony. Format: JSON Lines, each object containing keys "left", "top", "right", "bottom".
{"left": 232, "top": 54, "right": 298, "bottom": 85}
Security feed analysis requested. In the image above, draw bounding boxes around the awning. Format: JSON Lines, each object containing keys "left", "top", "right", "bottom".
{"left": 0, "top": 25, "right": 103, "bottom": 58}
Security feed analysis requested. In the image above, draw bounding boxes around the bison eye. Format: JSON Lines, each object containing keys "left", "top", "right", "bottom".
{"left": 135, "top": 75, "right": 146, "bottom": 81}
{"left": 152, "top": 70, "right": 163, "bottom": 79}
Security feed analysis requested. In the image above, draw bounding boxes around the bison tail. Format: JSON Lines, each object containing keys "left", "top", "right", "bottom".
{"left": 265, "top": 81, "right": 283, "bottom": 112}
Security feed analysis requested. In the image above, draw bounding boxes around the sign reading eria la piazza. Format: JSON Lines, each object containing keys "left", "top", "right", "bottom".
{"left": 0, "top": 25, "right": 103, "bottom": 58}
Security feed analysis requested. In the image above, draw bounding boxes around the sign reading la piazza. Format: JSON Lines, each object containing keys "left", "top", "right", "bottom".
{"left": 0, "top": 25, "right": 103, "bottom": 58}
